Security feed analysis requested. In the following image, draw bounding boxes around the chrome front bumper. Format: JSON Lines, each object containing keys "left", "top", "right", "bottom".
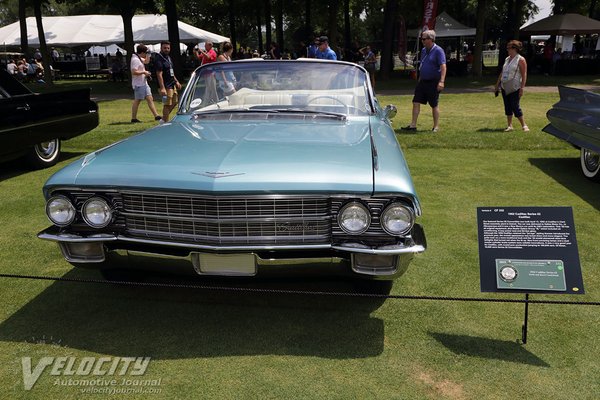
{"left": 38, "top": 224, "right": 426, "bottom": 279}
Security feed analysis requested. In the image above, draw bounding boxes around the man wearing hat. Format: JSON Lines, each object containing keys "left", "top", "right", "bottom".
{"left": 315, "top": 36, "right": 337, "bottom": 60}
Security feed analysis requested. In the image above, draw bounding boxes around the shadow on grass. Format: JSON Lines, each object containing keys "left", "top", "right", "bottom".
{"left": 529, "top": 157, "right": 600, "bottom": 211}
{"left": 394, "top": 129, "right": 434, "bottom": 135}
{"left": 476, "top": 128, "right": 508, "bottom": 133}
{"left": 0, "top": 152, "right": 85, "bottom": 183}
{"left": 0, "top": 270, "right": 385, "bottom": 359}
{"left": 430, "top": 332, "right": 550, "bottom": 367}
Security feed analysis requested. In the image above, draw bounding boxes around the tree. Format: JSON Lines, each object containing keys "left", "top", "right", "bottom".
{"left": 19, "top": 0, "right": 28, "bottom": 57}
{"left": 472, "top": 0, "right": 486, "bottom": 77}
{"left": 32, "top": 0, "right": 53, "bottom": 84}
{"left": 379, "top": 0, "right": 398, "bottom": 79}
{"left": 164, "top": 0, "right": 183, "bottom": 80}
{"left": 264, "top": 0, "right": 272, "bottom": 51}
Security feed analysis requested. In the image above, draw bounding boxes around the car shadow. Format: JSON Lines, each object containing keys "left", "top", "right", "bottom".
{"left": 0, "top": 269, "right": 386, "bottom": 360}
{"left": 0, "top": 151, "right": 85, "bottom": 182}
{"left": 529, "top": 156, "right": 600, "bottom": 211}
{"left": 429, "top": 332, "right": 550, "bottom": 367}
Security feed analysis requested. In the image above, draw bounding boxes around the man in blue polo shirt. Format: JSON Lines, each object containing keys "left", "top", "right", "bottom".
{"left": 315, "top": 36, "right": 337, "bottom": 60}
{"left": 401, "top": 29, "right": 446, "bottom": 132}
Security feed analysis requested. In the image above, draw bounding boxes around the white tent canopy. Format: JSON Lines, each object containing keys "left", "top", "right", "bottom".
{"left": 0, "top": 14, "right": 229, "bottom": 47}
{"left": 410, "top": 12, "right": 476, "bottom": 38}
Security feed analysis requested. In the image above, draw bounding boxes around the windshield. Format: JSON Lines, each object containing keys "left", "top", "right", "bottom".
{"left": 180, "top": 60, "right": 372, "bottom": 116}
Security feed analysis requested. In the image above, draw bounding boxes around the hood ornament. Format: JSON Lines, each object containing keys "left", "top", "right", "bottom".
{"left": 192, "top": 171, "right": 246, "bottom": 178}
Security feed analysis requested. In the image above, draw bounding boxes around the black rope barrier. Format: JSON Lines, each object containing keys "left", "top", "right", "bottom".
{"left": 1, "top": 273, "right": 599, "bottom": 306}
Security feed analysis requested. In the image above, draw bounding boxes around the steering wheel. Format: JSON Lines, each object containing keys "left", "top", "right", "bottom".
{"left": 307, "top": 95, "right": 349, "bottom": 114}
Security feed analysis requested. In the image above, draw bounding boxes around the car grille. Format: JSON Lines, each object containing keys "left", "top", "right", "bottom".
{"left": 120, "top": 192, "right": 332, "bottom": 245}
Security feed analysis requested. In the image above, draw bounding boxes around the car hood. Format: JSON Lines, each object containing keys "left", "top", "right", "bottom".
{"left": 48, "top": 117, "right": 377, "bottom": 194}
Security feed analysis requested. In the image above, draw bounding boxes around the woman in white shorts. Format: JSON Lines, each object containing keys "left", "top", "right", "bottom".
{"left": 130, "top": 44, "right": 161, "bottom": 123}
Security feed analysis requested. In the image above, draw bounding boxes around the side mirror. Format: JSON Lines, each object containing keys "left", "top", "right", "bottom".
{"left": 384, "top": 104, "right": 397, "bottom": 120}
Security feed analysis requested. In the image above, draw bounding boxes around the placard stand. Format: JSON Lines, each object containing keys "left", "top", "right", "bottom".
{"left": 477, "top": 207, "right": 585, "bottom": 345}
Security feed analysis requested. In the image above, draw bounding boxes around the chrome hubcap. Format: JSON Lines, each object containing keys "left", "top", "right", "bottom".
{"left": 583, "top": 149, "right": 600, "bottom": 172}
{"left": 35, "top": 140, "right": 57, "bottom": 160}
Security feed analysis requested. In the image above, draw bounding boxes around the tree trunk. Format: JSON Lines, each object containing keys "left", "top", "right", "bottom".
{"left": 327, "top": 0, "right": 339, "bottom": 50}
{"left": 164, "top": 0, "right": 183, "bottom": 79}
{"left": 120, "top": 7, "right": 135, "bottom": 82}
{"left": 264, "top": 0, "right": 272, "bottom": 51}
{"left": 472, "top": 0, "right": 486, "bottom": 76}
{"left": 19, "top": 0, "right": 28, "bottom": 57}
{"left": 379, "top": 0, "right": 398, "bottom": 80}
{"left": 343, "top": 0, "right": 351, "bottom": 60}
{"left": 256, "top": 6, "right": 263, "bottom": 54}
{"left": 275, "top": 0, "right": 283, "bottom": 49}
{"left": 305, "top": 0, "right": 311, "bottom": 43}
{"left": 498, "top": 0, "right": 513, "bottom": 70}
{"left": 228, "top": 0, "right": 237, "bottom": 50}
{"left": 512, "top": 0, "right": 526, "bottom": 40}
{"left": 33, "top": 0, "right": 52, "bottom": 84}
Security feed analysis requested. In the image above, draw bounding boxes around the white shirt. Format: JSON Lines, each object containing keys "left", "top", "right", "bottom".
{"left": 6, "top": 62, "right": 17, "bottom": 74}
{"left": 130, "top": 54, "right": 147, "bottom": 88}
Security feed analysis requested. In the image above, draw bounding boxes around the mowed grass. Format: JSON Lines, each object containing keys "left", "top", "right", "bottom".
{"left": 0, "top": 85, "right": 599, "bottom": 400}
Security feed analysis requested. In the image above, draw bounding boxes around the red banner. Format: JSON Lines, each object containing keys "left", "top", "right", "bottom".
{"left": 421, "top": 0, "right": 438, "bottom": 31}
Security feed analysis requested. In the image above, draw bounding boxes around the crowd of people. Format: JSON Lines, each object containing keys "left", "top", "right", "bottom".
{"left": 4, "top": 50, "right": 47, "bottom": 83}
{"left": 4, "top": 32, "right": 531, "bottom": 132}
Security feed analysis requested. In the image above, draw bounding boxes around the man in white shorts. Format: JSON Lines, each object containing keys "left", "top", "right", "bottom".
{"left": 130, "top": 44, "right": 161, "bottom": 123}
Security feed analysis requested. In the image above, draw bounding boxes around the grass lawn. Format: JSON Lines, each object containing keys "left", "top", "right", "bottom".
{"left": 0, "top": 84, "right": 599, "bottom": 399}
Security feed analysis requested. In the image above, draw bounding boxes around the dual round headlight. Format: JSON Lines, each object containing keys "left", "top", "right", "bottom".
{"left": 381, "top": 203, "right": 414, "bottom": 235}
{"left": 46, "top": 196, "right": 112, "bottom": 228}
{"left": 338, "top": 200, "right": 414, "bottom": 236}
{"left": 46, "top": 196, "right": 76, "bottom": 226}
{"left": 338, "top": 202, "right": 371, "bottom": 234}
{"left": 82, "top": 197, "right": 113, "bottom": 228}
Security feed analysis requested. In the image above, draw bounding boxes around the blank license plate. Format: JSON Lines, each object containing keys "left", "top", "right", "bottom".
{"left": 194, "top": 253, "right": 257, "bottom": 276}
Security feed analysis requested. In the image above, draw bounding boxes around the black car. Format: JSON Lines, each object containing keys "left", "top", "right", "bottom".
{"left": 0, "top": 69, "right": 98, "bottom": 169}
{"left": 544, "top": 86, "right": 600, "bottom": 182}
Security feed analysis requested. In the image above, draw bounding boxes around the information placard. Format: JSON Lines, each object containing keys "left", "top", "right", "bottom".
{"left": 477, "top": 207, "right": 584, "bottom": 294}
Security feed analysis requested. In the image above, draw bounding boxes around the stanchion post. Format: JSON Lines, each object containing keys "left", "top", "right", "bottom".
{"left": 521, "top": 293, "right": 530, "bottom": 344}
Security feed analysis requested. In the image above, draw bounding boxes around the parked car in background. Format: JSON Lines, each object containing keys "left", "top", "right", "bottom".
{"left": 38, "top": 60, "right": 426, "bottom": 292}
{"left": 544, "top": 86, "right": 600, "bottom": 182}
{"left": 0, "top": 69, "right": 98, "bottom": 169}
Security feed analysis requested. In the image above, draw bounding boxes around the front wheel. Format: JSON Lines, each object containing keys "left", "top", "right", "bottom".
{"left": 580, "top": 147, "right": 600, "bottom": 182}
{"left": 25, "top": 139, "right": 61, "bottom": 169}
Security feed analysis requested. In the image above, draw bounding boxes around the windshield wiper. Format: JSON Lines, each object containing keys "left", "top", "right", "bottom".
{"left": 255, "top": 107, "right": 347, "bottom": 119}
{"left": 192, "top": 107, "right": 346, "bottom": 121}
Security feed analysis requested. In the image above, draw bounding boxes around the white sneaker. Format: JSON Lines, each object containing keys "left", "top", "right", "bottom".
{"left": 523, "top": 125, "right": 530, "bottom": 132}
{"left": 504, "top": 126, "right": 514, "bottom": 132}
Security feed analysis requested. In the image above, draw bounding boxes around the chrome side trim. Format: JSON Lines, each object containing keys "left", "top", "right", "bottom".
{"left": 332, "top": 243, "right": 425, "bottom": 255}
{"left": 38, "top": 232, "right": 118, "bottom": 243}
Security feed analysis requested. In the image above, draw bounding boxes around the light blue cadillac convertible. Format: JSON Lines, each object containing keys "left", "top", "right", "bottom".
{"left": 38, "top": 60, "right": 426, "bottom": 291}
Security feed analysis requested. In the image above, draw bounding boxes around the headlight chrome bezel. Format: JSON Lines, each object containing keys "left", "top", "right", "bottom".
{"left": 81, "top": 197, "right": 113, "bottom": 228}
{"left": 46, "top": 195, "right": 76, "bottom": 227}
{"left": 380, "top": 202, "right": 415, "bottom": 236}
{"left": 337, "top": 201, "right": 372, "bottom": 235}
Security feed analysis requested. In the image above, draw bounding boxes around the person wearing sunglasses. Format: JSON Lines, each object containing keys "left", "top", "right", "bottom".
{"left": 401, "top": 29, "right": 446, "bottom": 132}
{"left": 495, "top": 40, "right": 529, "bottom": 132}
